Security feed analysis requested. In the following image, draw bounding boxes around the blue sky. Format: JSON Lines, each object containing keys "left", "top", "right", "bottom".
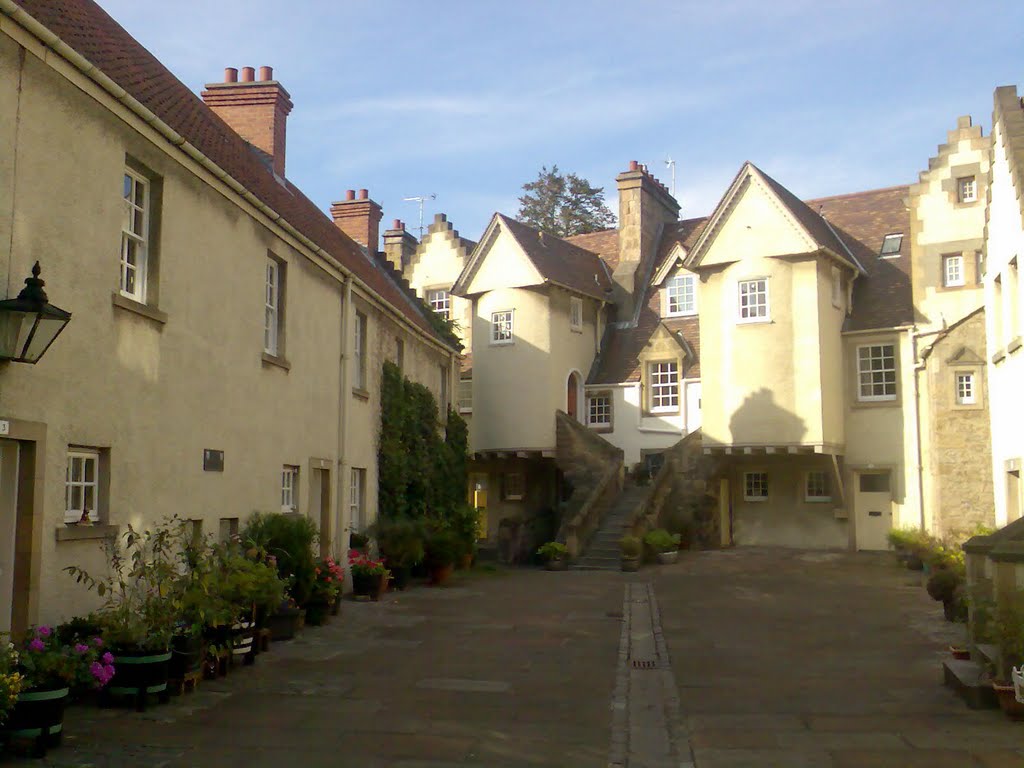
{"left": 100, "top": 0, "right": 1023, "bottom": 243}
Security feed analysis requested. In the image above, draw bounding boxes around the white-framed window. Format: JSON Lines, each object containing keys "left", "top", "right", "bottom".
{"left": 491, "top": 310, "right": 514, "bottom": 344}
{"left": 504, "top": 472, "right": 525, "bottom": 501}
{"left": 943, "top": 254, "right": 964, "bottom": 287}
{"left": 649, "top": 361, "right": 679, "bottom": 413}
{"left": 281, "top": 465, "right": 299, "bottom": 513}
{"left": 743, "top": 471, "right": 768, "bottom": 502}
{"left": 831, "top": 266, "right": 842, "bottom": 308}
{"left": 587, "top": 393, "right": 612, "bottom": 427}
{"left": 66, "top": 450, "right": 100, "bottom": 523}
{"left": 879, "top": 233, "right": 903, "bottom": 258}
{"left": 857, "top": 344, "right": 897, "bottom": 401}
{"left": 737, "top": 278, "right": 769, "bottom": 322}
{"left": 427, "top": 289, "right": 450, "bottom": 321}
{"left": 665, "top": 274, "right": 697, "bottom": 316}
{"left": 458, "top": 377, "right": 473, "bottom": 413}
{"left": 570, "top": 296, "right": 583, "bottom": 331}
{"left": 354, "top": 311, "right": 367, "bottom": 389}
{"left": 805, "top": 471, "right": 831, "bottom": 502}
{"left": 957, "top": 176, "right": 977, "bottom": 203}
{"left": 120, "top": 169, "right": 149, "bottom": 302}
{"left": 350, "top": 468, "right": 366, "bottom": 531}
{"left": 264, "top": 258, "right": 280, "bottom": 355}
{"left": 956, "top": 372, "right": 976, "bottom": 405}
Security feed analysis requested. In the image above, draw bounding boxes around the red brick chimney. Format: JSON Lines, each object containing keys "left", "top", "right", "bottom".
{"left": 202, "top": 66, "right": 293, "bottom": 178}
{"left": 330, "top": 189, "right": 383, "bottom": 251}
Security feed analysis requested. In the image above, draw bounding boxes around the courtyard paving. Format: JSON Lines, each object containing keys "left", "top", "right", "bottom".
{"left": 2, "top": 548, "right": 1020, "bottom": 767}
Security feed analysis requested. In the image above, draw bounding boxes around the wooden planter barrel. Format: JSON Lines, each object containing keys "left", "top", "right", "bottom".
{"left": 169, "top": 634, "right": 204, "bottom": 679}
{"left": 1, "top": 686, "right": 70, "bottom": 757}
{"left": 231, "top": 620, "right": 255, "bottom": 666}
{"left": 104, "top": 650, "right": 172, "bottom": 712}
{"left": 352, "top": 571, "right": 387, "bottom": 600}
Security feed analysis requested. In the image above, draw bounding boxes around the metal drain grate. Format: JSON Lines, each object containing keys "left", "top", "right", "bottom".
{"left": 631, "top": 659, "right": 657, "bottom": 670}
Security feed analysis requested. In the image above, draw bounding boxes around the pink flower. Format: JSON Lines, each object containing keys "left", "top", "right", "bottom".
{"left": 74, "top": 643, "right": 89, "bottom": 654}
{"left": 28, "top": 638, "right": 45, "bottom": 652}
{"left": 102, "top": 652, "right": 114, "bottom": 665}
{"left": 92, "top": 636, "right": 104, "bottom": 647}
{"left": 36, "top": 625, "right": 52, "bottom": 637}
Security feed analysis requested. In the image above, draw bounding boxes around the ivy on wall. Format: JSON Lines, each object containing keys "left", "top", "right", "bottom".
{"left": 378, "top": 360, "right": 469, "bottom": 524}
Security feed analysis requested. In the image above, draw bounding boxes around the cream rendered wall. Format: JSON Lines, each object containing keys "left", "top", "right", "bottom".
{"left": 817, "top": 259, "right": 848, "bottom": 446}
{"left": 471, "top": 287, "right": 554, "bottom": 452}
{"left": 406, "top": 227, "right": 473, "bottom": 352}
{"left": 464, "top": 228, "right": 543, "bottom": 295}
{"left": 598, "top": 383, "right": 683, "bottom": 466}
{"left": 843, "top": 331, "right": 922, "bottom": 531}
{"left": 547, "top": 289, "right": 601, "bottom": 416}
{"left": 985, "top": 114, "right": 1024, "bottom": 527}
{"left": 0, "top": 29, "right": 453, "bottom": 625}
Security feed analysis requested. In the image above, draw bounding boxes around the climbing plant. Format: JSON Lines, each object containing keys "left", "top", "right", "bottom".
{"left": 378, "top": 361, "right": 469, "bottom": 527}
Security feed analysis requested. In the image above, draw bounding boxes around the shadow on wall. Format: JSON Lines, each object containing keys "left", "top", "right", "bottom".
{"left": 728, "top": 388, "right": 807, "bottom": 446}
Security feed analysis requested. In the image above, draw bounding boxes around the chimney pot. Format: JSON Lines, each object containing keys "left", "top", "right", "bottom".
{"left": 224, "top": 67, "right": 238, "bottom": 83}
{"left": 358, "top": 189, "right": 368, "bottom": 200}
{"left": 345, "top": 189, "right": 356, "bottom": 201}
{"left": 240, "top": 66, "right": 255, "bottom": 82}
{"left": 259, "top": 66, "right": 274, "bottom": 81}
{"left": 392, "top": 219, "right": 402, "bottom": 230}
{"left": 629, "top": 160, "right": 639, "bottom": 172}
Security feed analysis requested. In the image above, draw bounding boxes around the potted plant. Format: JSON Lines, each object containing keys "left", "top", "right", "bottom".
{"left": 373, "top": 518, "right": 425, "bottom": 590}
{"left": 65, "top": 520, "right": 179, "bottom": 711}
{"left": 926, "top": 568, "right": 966, "bottom": 622}
{"left": 620, "top": 536, "right": 641, "bottom": 572}
{"left": 423, "top": 528, "right": 460, "bottom": 586}
{"left": 0, "top": 636, "right": 21, "bottom": 728}
{"left": 536, "top": 541, "right": 569, "bottom": 571}
{"left": 242, "top": 512, "right": 319, "bottom": 608}
{"left": 644, "top": 528, "right": 682, "bottom": 565}
{"left": 348, "top": 550, "right": 390, "bottom": 600}
{"left": 450, "top": 504, "right": 480, "bottom": 569}
{"left": 306, "top": 558, "right": 343, "bottom": 625}
{"left": 991, "top": 590, "right": 1024, "bottom": 719}
{"left": 2, "top": 625, "right": 114, "bottom": 757}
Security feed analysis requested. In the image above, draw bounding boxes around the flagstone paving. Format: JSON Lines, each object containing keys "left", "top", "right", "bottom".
{"left": 3, "top": 548, "right": 1022, "bottom": 767}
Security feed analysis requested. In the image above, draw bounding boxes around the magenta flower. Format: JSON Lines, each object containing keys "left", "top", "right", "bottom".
{"left": 36, "top": 625, "right": 52, "bottom": 637}
{"left": 92, "top": 636, "right": 104, "bottom": 647}
{"left": 74, "top": 643, "right": 89, "bottom": 654}
{"left": 101, "top": 652, "right": 114, "bottom": 665}
{"left": 28, "top": 638, "right": 45, "bottom": 652}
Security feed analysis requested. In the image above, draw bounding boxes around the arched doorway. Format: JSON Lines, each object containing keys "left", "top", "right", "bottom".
{"left": 567, "top": 371, "right": 580, "bottom": 420}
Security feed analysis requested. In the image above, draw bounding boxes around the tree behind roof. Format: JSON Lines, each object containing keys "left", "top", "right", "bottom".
{"left": 517, "top": 165, "right": 615, "bottom": 237}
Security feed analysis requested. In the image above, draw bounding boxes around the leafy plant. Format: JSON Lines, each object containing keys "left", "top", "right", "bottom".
{"left": 372, "top": 517, "right": 426, "bottom": 570}
{"left": 13, "top": 625, "right": 114, "bottom": 691}
{"left": 994, "top": 590, "right": 1024, "bottom": 677}
{"left": 620, "top": 536, "right": 642, "bottom": 558}
{"left": 643, "top": 528, "right": 681, "bottom": 553}
{"left": 424, "top": 528, "right": 461, "bottom": 568}
{"left": 536, "top": 541, "right": 568, "bottom": 561}
{"left": 64, "top": 518, "right": 182, "bottom": 652}
{"left": 242, "top": 512, "right": 318, "bottom": 606}
{"left": 0, "top": 636, "right": 23, "bottom": 724}
{"left": 311, "top": 557, "right": 345, "bottom": 603}
{"left": 348, "top": 550, "right": 389, "bottom": 579}
{"left": 926, "top": 568, "right": 962, "bottom": 603}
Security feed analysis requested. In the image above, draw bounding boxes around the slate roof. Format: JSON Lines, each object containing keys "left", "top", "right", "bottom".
{"left": 13, "top": 0, "right": 449, "bottom": 346}
{"left": 565, "top": 228, "right": 619, "bottom": 269}
{"left": 496, "top": 215, "right": 613, "bottom": 300}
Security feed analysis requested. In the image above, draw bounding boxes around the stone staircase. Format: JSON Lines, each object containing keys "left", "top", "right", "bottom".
{"left": 572, "top": 485, "right": 652, "bottom": 571}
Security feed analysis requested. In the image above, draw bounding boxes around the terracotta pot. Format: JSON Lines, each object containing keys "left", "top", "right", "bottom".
{"left": 949, "top": 645, "right": 971, "bottom": 661}
{"left": 992, "top": 682, "right": 1024, "bottom": 720}
{"left": 430, "top": 562, "right": 454, "bottom": 586}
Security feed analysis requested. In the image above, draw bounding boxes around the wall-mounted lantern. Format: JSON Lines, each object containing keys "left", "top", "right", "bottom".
{"left": 0, "top": 262, "right": 72, "bottom": 364}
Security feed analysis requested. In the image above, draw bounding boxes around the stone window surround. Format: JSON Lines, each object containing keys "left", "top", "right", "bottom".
{"left": 952, "top": 366, "right": 985, "bottom": 411}
{"left": 943, "top": 162, "right": 985, "bottom": 208}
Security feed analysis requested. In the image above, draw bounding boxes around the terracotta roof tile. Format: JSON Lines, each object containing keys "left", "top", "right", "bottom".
{"left": 498, "top": 215, "right": 613, "bottom": 300}
{"left": 565, "top": 228, "right": 620, "bottom": 270}
{"left": 15, "top": 0, "right": 447, "bottom": 345}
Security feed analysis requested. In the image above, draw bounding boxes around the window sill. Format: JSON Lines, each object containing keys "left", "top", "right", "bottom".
{"left": 570, "top": 327, "right": 583, "bottom": 334}
{"left": 458, "top": 407, "right": 473, "bottom": 415}
{"left": 352, "top": 387, "right": 370, "bottom": 401}
{"left": 56, "top": 523, "right": 120, "bottom": 542}
{"left": 851, "top": 398, "right": 900, "bottom": 409}
{"left": 736, "top": 318, "right": 771, "bottom": 326}
{"left": 1008, "top": 337, "right": 1022, "bottom": 354}
{"left": 589, "top": 425, "right": 613, "bottom": 434}
{"left": 664, "top": 311, "right": 698, "bottom": 319}
{"left": 112, "top": 293, "right": 168, "bottom": 325}
{"left": 743, "top": 498, "right": 768, "bottom": 503}
{"left": 489, "top": 340, "right": 514, "bottom": 347}
{"left": 992, "top": 350, "right": 1007, "bottom": 365}
{"left": 647, "top": 409, "right": 681, "bottom": 417}
{"left": 262, "top": 352, "right": 291, "bottom": 371}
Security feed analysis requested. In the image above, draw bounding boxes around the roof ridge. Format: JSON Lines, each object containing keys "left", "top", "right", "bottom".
{"left": 805, "top": 184, "right": 910, "bottom": 204}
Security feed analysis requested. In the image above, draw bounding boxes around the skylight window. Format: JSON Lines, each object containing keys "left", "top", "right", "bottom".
{"left": 879, "top": 234, "right": 903, "bottom": 258}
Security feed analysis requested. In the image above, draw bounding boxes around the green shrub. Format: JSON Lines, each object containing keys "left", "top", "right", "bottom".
{"left": 242, "top": 512, "right": 318, "bottom": 606}
{"left": 620, "top": 536, "right": 642, "bottom": 558}
{"left": 643, "top": 528, "right": 681, "bottom": 553}
{"left": 995, "top": 590, "right": 1024, "bottom": 672}
{"left": 536, "top": 541, "right": 568, "bottom": 561}
{"left": 424, "top": 528, "right": 461, "bottom": 568}
{"left": 926, "top": 568, "right": 962, "bottom": 603}
{"left": 372, "top": 517, "right": 426, "bottom": 569}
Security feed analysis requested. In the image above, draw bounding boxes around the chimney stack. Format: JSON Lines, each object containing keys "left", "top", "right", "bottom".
{"left": 383, "top": 220, "right": 419, "bottom": 273}
{"left": 330, "top": 189, "right": 383, "bottom": 251}
{"left": 613, "top": 160, "right": 680, "bottom": 318}
{"left": 202, "top": 65, "right": 293, "bottom": 178}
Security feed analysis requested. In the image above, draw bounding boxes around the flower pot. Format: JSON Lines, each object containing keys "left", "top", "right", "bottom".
{"left": 268, "top": 605, "right": 302, "bottom": 641}
{"left": 304, "top": 599, "right": 332, "bottom": 626}
{"left": 657, "top": 550, "right": 678, "bottom": 565}
{"left": 458, "top": 553, "right": 474, "bottom": 570}
{"left": 545, "top": 557, "right": 568, "bottom": 571}
{"left": 105, "top": 649, "right": 172, "bottom": 711}
{"left": 169, "top": 634, "right": 204, "bottom": 679}
{"left": 621, "top": 555, "right": 640, "bottom": 572}
{"left": 231, "top": 620, "right": 255, "bottom": 665}
{"left": 429, "top": 562, "right": 454, "bottom": 586}
{"left": 992, "top": 681, "right": 1024, "bottom": 720}
{"left": 2, "top": 686, "right": 70, "bottom": 757}
{"left": 353, "top": 571, "right": 387, "bottom": 600}
{"left": 949, "top": 645, "right": 971, "bottom": 661}
{"left": 390, "top": 566, "right": 412, "bottom": 591}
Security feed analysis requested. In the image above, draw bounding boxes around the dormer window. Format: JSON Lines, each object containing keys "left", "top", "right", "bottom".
{"left": 879, "top": 234, "right": 903, "bottom": 258}
{"left": 665, "top": 274, "right": 697, "bottom": 316}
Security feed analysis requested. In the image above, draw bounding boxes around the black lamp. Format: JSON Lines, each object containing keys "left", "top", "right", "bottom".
{"left": 0, "top": 262, "right": 71, "bottom": 364}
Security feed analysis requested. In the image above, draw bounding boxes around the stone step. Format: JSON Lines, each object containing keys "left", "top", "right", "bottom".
{"left": 575, "top": 557, "right": 621, "bottom": 569}
{"left": 571, "top": 563, "right": 621, "bottom": 571}
{"left": 943, "top": 658, "right": 998, "bottom": 709}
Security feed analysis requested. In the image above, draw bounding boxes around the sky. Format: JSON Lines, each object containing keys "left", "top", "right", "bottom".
{"left": 98, "top": 0, "right": 1024, "bottom": 244}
